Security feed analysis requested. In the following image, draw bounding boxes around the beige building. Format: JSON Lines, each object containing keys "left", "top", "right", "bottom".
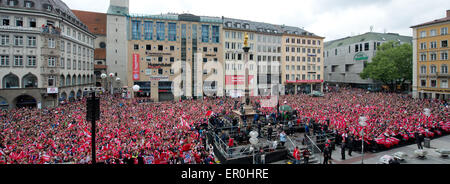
{"left": 411, "top": 10, "right": 449, "bottom": 100}
{"left": 126, "top": 13, "right": 223, "bottom": 101}
{"left": 0, "top": 0, "right": 95, "bottom": 109}
{"left": 281, "top": 29, "right": 325, "bottom": 94}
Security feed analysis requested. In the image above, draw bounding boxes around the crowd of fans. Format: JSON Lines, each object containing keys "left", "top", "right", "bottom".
{"left": 0, "top": 88, "right": 448, "bottom": 164}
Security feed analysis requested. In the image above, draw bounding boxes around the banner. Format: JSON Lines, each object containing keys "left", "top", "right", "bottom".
{"left": 132, "top": 53, "right": 140, "bottom": 81}
{"left": 286, "top": 80, "right": 323, "bottom": 84}
{"left": 225, "top": 75, "right": 254, "bottom": 85}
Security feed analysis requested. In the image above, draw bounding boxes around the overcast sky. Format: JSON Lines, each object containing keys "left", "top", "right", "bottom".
{"left": 63, "top": 0, "right": 450, "bottom": 41}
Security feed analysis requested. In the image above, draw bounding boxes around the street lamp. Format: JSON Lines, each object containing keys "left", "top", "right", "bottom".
{"left": 100, "top": 73, "right": 107, "bottom": 92}
{"left": 109, "top": 73, "right": 115, "bottom": 95}
{"left": 249, "top": 130, "right": 259, "bottom": 164}
{"left": 359, "top": 116, "right": 368, "bottom": 164}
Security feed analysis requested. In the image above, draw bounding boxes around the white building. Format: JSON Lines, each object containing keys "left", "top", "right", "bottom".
{"left": 0, "top": 0, "right": 95, "bottom": 109}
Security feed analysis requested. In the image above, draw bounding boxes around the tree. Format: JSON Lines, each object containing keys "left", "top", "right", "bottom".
{"left": 360, "top": 41, "right": 412, "bottom": 92}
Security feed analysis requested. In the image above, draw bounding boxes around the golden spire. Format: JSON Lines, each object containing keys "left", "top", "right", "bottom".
{"left": 244, "top": 32, "right": 249, "bottom": 48}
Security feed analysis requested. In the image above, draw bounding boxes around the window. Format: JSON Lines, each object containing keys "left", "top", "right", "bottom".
{"left": 73, "top": 60, "right": 76, "bottom": 69}
{"left": 286, "top": 74, "right": 289, "bottom": 81}
{"left": 420, "top": 53, "right": 427, "bottom": 61}
{"left": 355, "top": 44, "right": 359, "bottom": 52}
{"left": 431, "top": 80, "right": 437, "bottom": 88}
{"left": 170, "top": 57, "right": 174, "bottom": 62}
{"left": 48, "top": 57, "right": 56, "bottom": 67}
{"left": 27, "top": 56, "right": 36, "bottom": 66}
{"left": 67, "top": 43, "right": 71, "bottom": 53}
{"left": 146, "top": 44, "right": 151, "bottom": 51}
{"left": 25, "top": 1, "right": 34, "bottom": 8}
{"left": 15, "top": 17, "right": 23, "bottom": 27}
{"left": 134, "top": 44, "right": 139, "bottom": 50}
{"left": 441, "top": 27, "right": 448, "bottom": 35}
{"left": 430, "top": 29, "right": 436, "bottom": 36}
{"left": 14, "top": 35, "right": 23, "bottom": 46}
{"left": 156, "top": 22, "right": 165, "bottom": 41}
{"left": 441, "top": 79, "right": 448, "bottom": 88}
{"left": 1, "top": 35, "right": 9, "bottom": 45}
{"left": 132, "top": 20, "right": 141, "bottom": 40}
{"left": 158, "top": 57, "right": 163, "bottom": 62}
{"left": 0, "top": 55, "right": 9, "bottom": 66}
{"left": 60, "top": 41, "right": 65, "bottom": 51}
{"left": 158, "top": 45, "right": 163, "bottom": 51}
{"left": 421, "top": 80, "right": 426, "bottom": 87}
{"left": 67, "top": 59, "right": 71, "bottom": 69}
{"left": 158, "top": 69, "right": 163, "bottom": 75}
{"left": 2, "top": 16, "right": 10, "bottom": 26}
{"left": 420, "top": 65, "right": 426, "bottom": 74}
{"left": 48, "top": 76, "right": 55, "bottom": 87}
{"left": 420, "top": 42, "right": 427, "bottom": 50}
{"left": 168, "top": 23, "right": 176, "bottom": 41}
{"left": 48, "top": 38, "right": 55, "bottom": 48}
{"left": 441, "top": 65, "right": 448, "bottom": 74}
{"left": 441, "top": 40, "right": 448, "bottom": 48}
{"left": 430, "top": 41, "right": 437, "bottom": 49}
{"left": 431, "top": 53, "right": 437, "bottom": 61}
{"left": 60, "top": 58, "right": 64, "bottom": 69}
{"left": 143, "top": 21, "right": 153, "bottom": 40}
{"left": 364, "top": 43, "right": 369, "bottom": 51}
{"left": 420, "top": 31, "right": 426, "bottom": 38}
{"left": 430, "top": 65, "right": 437, "bottom": 74}
{"left": 212, "top": 26, "right": 220, "bottom": 43}
{"left": 8, "top": 0, "right": 18, "bottom": 6}
{"left": 202, "top": 25, "right": 209, "bottom": 43}
{"left": 441, "top": 51, "right": 448, "bottom": 60}
{"left": 14, "top": 56, "right": 23, "bottom": 66}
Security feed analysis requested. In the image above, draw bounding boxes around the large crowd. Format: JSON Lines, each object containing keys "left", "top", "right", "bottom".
{"left": 0, "top": 88, "right": 449, "bottom": 164}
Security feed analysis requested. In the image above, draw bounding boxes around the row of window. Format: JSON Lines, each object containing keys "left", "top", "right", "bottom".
{"left": 419, "top": 64, "right": 448, "bottom": 74}
{"left": 420, "top": 27, "right": 448, "bottom": 38}
{"left": 286, "top": 47, "right": 321, "bottom": 54}
{"left": 133, "top": 44, "right": 219, "bottom": 53}
{"left": 286, "top": 74, "right": 321, "bottom": 81}
{"left": 60, "top": 40, "right": 94, "bottom": 60}
{"left": 0, "top": 55, "right": 94, "bottom": 70}
{"left": 0, "top": 35, "right": 36, "bottom": 47}
{"left": 285, "top": 38, "right": 321, "bottom": 46}
{"left": 419, "top": 51, "right": 448, "bottom": 61}
{"left": 286, "top": 65, "right": 321, "bottom": 72}
{"left": 1, "top": 73, "right": 93, "bottom": 89}
{"left": 0, "top": 55, "right": 35, "bottom": 66}
{"left": 326, "top": 42, "right": 382, "bottom": 57}
{"left": 420, "top": 79, "right": 448, "bottom": 88}
{"left": 131, "top": 21, "right": 220, "bottom": 43}
{"left": 285, "top": 56, "right": 321, "bottom": 63}
{"left": 419, "top": 40, "right": 448, "bottom": 49}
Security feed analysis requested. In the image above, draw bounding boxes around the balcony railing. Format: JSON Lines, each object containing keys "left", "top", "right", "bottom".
{"left": 41, "top": 25, "right": 61, "bottom": 35}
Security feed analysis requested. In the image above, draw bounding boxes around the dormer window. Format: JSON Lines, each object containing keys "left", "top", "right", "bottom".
{"left": 226, "top": 22, "right": 232, "bottom": 27}
{"left": 258, "top": 28, "right": 263, "bottom": 32}
{"left": 44, "top": 4, "right": 53, "bottom": 11}
{"left": 235, "top": 23, "right": 241, "bottom": 28}
{"left": 8, "top": 0, "right": 18, "bottom": 6}
{"left": 24, "top": 1, "right": 34, "bottom": 8}
{"left": 243, "top": 24, "right": 250, "bottom": 29}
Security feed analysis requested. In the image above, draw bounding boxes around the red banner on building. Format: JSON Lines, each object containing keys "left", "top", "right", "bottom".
{"left": 132, "top": 54, "right": 140, "bottom": 81}
{"left": 286, "top": 80, "right": 323, "bottom": 84}
{"left": 225, "top": 75, "right": 254, "bottom": 85}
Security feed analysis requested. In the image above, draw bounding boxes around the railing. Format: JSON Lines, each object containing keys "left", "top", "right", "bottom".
{"left": 305, "top": 134, "right": 322, "bottom": 164}
{"left": 41, "top": 26, "right": 61, "bottom": 35}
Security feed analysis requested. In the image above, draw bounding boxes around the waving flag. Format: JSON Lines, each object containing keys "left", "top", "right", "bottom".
{"left": 205, "top": 110, "right": 214, "bottom": 117}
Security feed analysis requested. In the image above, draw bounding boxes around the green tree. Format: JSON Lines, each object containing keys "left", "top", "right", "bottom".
{"left": 360, "top": 41, "right": 412, "bottom": 91}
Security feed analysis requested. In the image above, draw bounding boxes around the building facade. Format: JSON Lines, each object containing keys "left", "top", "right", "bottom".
{"left": 72, "top": 10, "right": 107, "bottom": 88}
{"left": 282, "top": 27, "right": 324, "bottom": 94}
{"left": 324, "top": 32, "right": 412, "bottom": 90}
{"left": 411, "top": 10, "right": 450, "bottom": 100}
{"left": 0, "top": 0, "right": 95, "bottom": 109}
{"left": 126, "top": 13, "right": 223, "bottom": 101}
{"left": 223, "top": 18, "right": 282, "bottom": 97}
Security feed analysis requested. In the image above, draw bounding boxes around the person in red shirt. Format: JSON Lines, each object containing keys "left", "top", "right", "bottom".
{"left": 227, "top": 137, "right": 234, "bottom": 156}
{"left": 293, "top": 146, "right": 301, "bottom": 164}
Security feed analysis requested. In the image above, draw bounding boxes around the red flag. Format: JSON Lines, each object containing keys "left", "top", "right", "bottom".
{"left": 206, "top": 111, "right": 213, "bottom": 117}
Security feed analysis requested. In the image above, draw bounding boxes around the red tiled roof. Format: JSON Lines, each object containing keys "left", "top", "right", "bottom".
{"left": 94, "top": 48, "right": 106, "bottom": 60}
{"left": 411, "top": 12, "right": 450, "bottom": 28}
{"left": 72, "top": 10, "right": 107, "bottom": 35}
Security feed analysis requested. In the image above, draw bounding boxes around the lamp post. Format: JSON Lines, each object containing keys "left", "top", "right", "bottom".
{"left": 249, "top": 130, "right": 259, "bottom": 164}
{"left": 109, "top": 73, "right": 115, "bottom": 95}
{"left": 359, "top": 116, "right": 368, "bottom": 164}
{"left": 100, "top": 73, "right": 107, "bottom": 92}
{"left": 132, "top": 84, "right": 140, "bottom": 99}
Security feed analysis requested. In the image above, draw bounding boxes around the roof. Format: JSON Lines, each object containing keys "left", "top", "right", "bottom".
{"left": 72, "top": 10, "right": 107, "bottom": 35}
{"left": 222, "top": 17, "right": 320, "bottom": 37}
{"left": 0, "top": 0, "right": 90, "bottom": 32}
{"left": 325, "top": 32, "right": 412, "bottom": 48}
{"left": 411, "top": 16, "right": 450, "bottom": 28}
{"left": 94, "top": 48, "right": 106, "bottom": 60}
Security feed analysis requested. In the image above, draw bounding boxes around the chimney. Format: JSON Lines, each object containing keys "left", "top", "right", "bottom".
{"left": 447, "top": 10, "right": 450, "bottom": 18}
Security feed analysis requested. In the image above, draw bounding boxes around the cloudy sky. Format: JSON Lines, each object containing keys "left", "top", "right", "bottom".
{"left": 62, "top": 0, "right": 449, "bottom": 41}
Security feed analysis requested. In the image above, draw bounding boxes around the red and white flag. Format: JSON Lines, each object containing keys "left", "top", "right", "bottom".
{"left": 42, "top": 155, "right": 50, "bottom": 162}
{"left": 205, "top": 111, "right": 214, "bottom": 117}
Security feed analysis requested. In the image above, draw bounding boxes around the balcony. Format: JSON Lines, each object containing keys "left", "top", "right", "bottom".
{"left": 41, "top": 25, "right": 61, "bottom": 35}
{"left": 94, "top": 64, "right": 107, "bottom": 70}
